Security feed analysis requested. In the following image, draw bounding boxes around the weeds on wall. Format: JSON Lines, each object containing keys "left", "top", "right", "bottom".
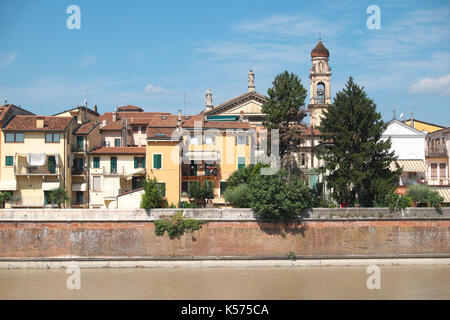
{"left": 154, "top": 210, "right": 204, "bottom": 239}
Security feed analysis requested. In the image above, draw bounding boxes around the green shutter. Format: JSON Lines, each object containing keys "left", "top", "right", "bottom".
{"left": 93, "top": 157, "right": 100, "bottom": 168}
{"left": 5, "top": 156, "right": 13, "bottom": 166}
{"left": 153, "top": 154, "right": 161, "bottom": 169}
{"left": 134, "top": 157, "right": 138, "bottom": 168}
{"left": 238, "top": 157, "right": 246, "bottom": 169}
{"left": 143, "top": 156, "right": 146, "bottom": 168}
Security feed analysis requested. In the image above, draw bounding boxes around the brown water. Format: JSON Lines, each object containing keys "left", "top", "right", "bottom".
{"left": 0, "top": 265, "right": 449, "bottom": 299}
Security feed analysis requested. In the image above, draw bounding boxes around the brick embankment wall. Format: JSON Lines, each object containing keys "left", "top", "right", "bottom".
{"left": 0, "top": 208, "right": 449, "bottom": 259}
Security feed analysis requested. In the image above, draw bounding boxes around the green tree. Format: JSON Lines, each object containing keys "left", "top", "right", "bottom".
{"left": 188, "top": 180, "right": 214, "bottom": 207}
{"left": 0, "top": 192, "right": 11, "bottom": 208}
{"left": 261, "top": 71, "right": 308, "bottom": 178}
{"left": 227, "top": 163, "right": 268, "bottom": 188}
{"left": 141, "top": 177, "right": 165, "bottom": 209}
{"left": 248, "top": 169, "right": 313, "bottom": 221}
{"left": 49, "top": 187, "right": 70, "bottom": 208}
{"left": 318, "top": 77, "right": 401, "bottom": 207}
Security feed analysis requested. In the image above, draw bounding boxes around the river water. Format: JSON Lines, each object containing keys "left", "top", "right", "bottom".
{"left": 0, "top": 265, "right": 449, "bottom": 299}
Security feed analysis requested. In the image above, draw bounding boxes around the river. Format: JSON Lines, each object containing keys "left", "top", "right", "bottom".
{"left": 0, "top": 265, "right": 449, "bottom": 299}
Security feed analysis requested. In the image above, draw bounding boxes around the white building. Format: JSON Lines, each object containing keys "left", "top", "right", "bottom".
{"left": 382, "top": 119, "right": 427, "bottom": 187}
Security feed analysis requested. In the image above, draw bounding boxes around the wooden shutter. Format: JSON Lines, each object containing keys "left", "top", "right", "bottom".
{"left": 134, "top": 157, "right": 138, "bottom": 168}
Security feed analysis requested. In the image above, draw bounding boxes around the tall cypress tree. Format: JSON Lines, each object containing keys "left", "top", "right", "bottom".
{"left": 318, "top": 77, "right": 401, "bottom": 207}
{"left": 262, "top": 71, "right": 308, "bottom": 178}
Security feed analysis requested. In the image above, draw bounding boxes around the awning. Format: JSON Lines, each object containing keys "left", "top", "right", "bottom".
{"left": 0, "top": 181, "right": 17, "bottom": 191}
{"left": 184, "top": 151, "right": 220, "bottom": 161}
{"left": 125, "top": 169, "right": 146, "bottom": 181}
{"left": 72, "top": 183, "right": 87, "bottom": 192}
{"left": 42, "top": 182, "right": 60, "bottom": 191}
{"left": 435, "top": 187, "right": 450, "bottom": 203}
{"left": 391, "top": 160, "right": 426, "bottom": 172}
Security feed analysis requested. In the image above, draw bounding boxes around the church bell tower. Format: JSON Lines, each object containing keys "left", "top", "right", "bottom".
{"left": 308, "top": 39, "right": 331, "bottom": 127}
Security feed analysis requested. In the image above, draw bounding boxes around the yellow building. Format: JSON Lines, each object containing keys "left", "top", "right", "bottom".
{"left": 146, "top": 113, "right": 252, "bottom": 205}
{"left": 0, "top": 115, "right": 75, "bottom": 207}
{"left": 403, "top": 118, "right": 445, "bottom": 134}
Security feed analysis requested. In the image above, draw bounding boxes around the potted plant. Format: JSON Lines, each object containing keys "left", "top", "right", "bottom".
{"left": 13, "top": 195, "right": 21, "bottom": 205}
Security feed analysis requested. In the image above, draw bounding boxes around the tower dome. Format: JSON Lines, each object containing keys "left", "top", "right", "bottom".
{"left": 311, "top": 40, "right": 329, "bottom": 58}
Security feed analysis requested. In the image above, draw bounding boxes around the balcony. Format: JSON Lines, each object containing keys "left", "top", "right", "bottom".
{"left": 182, "top": 163, "right": 219, "bottom": 178}
{"left": 71, "top": 168, "right": 87, "bottom": 176}
{"left": 103, "top": 166, "right": 126, "bottom": 176}
{"left": 14, "top": 153, "right": 61, "bottom": 177}
{"left": 426, "top": 178, "right": 449, "bottom": 186}
{"left": 71, "top": 144, "right": 85, "bottom": 153}
{"left": 426, "top": 147, "right": 448, "bottom": 158}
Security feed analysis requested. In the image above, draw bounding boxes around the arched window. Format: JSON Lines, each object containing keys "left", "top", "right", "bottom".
{"left": 317, "top": 82, "right": 325, "bottom": 104}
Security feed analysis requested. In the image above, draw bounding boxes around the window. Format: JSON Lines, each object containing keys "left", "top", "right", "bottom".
{"left": 157, "top": 182, "right": 166, "bottom": 196}
{"left": 114, "top": 138, "right": 121, "bottom": 147}
{"left": 301, "top": 154, "right": 306, "bottom": 166}
{"left": 236, "top": 135, "right": 248, "bottom": 145}
{"left": 5, "top": 132, "right": 24, "bottom": 143}
{"left": 93, "top": 176, "right": 101, "bottom": 191}
{"left": 204, "top": 135, "right": 215, "bottom": 145}
{"left": 220, "top": 181, "right": 227, "bottom": 196}
{"left": 153, "top": 154, "right": 162, "bottom": 169}
{"left": 45, "top": 133, "right": 60, "bottom": 143}
{"left": 76, "top": 136, "right": 83, "bottom": 150}
{"left": 110, "top": 157, "right": 117, "bottom": 174}
{"left": 190, "top": 134, "right": 200, "bottom": 145}
{"left": 133, "top": 126, "right": 139, "bottom": 132}
{"left": 181, "top": 181, "right": 189, "bottom": 195}
{"left": 431, "top": 163, "right": 437, "bottom": 178}
{"left": 134, "top": 157, "right": 145, "bottom": 168}
{"left": 238, "top": 157, "right": 246, "bottom": 169}
{"left": 93, "top": 157, "right": 100, "bottom": 168}
{"left": 5, "top": 156, "right": 13, "bottom": 166}
{"left": 141, "top": 126, "right": 147, "bottom": 133}
{"left": 48, "top": 156, "right": 56, "bottom": 174}
{"left": 132, "top": 176, "right": 145, "bottom": 190}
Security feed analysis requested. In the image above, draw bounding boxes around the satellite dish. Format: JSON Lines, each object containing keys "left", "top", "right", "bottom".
{"left": 399, "top": 113, "right": 404, "bottom": 120}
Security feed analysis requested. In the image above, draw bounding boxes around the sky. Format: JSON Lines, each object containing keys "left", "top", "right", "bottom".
{"left": 0, "top": 0, "right": 449, "bottom": 126}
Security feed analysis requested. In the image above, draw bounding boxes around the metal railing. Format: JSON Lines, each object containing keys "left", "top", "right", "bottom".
{"left": 102, "top": 166, "right": 126, "bottom": 176}
{"left": 14, "top": 164, "right": 61, "bottom": 175}
{"left": 426, "top": 147, "right": 448, "bottom": 158}
{"left": 426, "top": 178, "right": 449, "bottom": 186}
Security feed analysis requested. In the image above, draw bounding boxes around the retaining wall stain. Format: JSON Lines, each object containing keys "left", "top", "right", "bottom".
{"left": 0, "top": 220, "right": 448, "bottom": 258}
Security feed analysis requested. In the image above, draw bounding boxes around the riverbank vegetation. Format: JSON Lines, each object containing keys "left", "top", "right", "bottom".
{"left": 154, "top": 210, "right": 204, "bottom": 239}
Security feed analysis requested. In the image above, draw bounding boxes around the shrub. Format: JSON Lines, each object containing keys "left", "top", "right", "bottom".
{"left": 406, "top": 185, "right": 444, "bottom": 208}
{"left": 227, "top": 163, "right": 268, "bottom": 188}
{"left": 154, "top": 211, "right": 204, "bottom": 239}
{"left": 141, "top": 177, "right": 165, "bottom": 209}
{"left": 0, "top": 192, "right": 11, "bottom": 208}
{"left": 178, "top": 201, "right": 197, "bottom": 208}
{"left": 248, "top": 169, "right": 313, "bottom": 221}
{"left": 49, "top": 187, "right": 70, "bottom": 208}
{"left": 223, "top": 184, "right": 250, "bottom": 208}
{"left": 380, "top": 193, "right": 412, "bottom": 212}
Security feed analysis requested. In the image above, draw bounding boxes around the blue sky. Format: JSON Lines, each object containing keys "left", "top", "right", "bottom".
{"left": 0, "top": 0, "right": 449, "bottom": 126}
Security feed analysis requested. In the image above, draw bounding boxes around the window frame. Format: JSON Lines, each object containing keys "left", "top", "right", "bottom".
{"left": 114, "top": 138, "right": 121, "bottom": 147}
{"left": 45, "top": 133, "right": 60, "bottom": 143}
{"left": 5, "top": 132, "right": 24, "bottom": 143}
{"left": 237, "top": 156, "right": 246, "bottom": 170}
{"left": 93, "top": 157, "right": 100, "bottom": 169}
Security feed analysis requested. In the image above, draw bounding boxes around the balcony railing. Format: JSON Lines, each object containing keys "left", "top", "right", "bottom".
{"left": 71, "top": 145, "right": 85, "bottom": 153}
{"left": 103, "top": 166, "right": 126, "bottom": 176}
{"left": 71, "top": 168, "right": 87, "bottom": 175}
{"left": 14, "top": 165, "right": 61, "bottom": 176}
{"left": 426, "top": 147, "right": 448, "bottom": 158}
{"left": 182, "top": 163, "right": 219, "bottom": 177}
{"left": 426, "top": 178, "right": 449, "bottom": 186}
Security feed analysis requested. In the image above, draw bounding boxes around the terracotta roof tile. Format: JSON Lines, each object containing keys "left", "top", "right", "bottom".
{"left": 146, "top": 127, "right": 180, "bottom": 140}
{"left": 4, "top": 115, "right": 73, "bottom": 131}
{"left": 90, "top": 147, "right": 146, "bottom": 155}
{"left": 117, "top": 105, "right": 143, "bottom": 112}
{"left": 74, "top": 122, "right": 97, "bottom": 134}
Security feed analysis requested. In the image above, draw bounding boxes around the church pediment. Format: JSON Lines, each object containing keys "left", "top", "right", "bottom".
{"left": 205, "top": 91, "right": 268, "bottom": 116}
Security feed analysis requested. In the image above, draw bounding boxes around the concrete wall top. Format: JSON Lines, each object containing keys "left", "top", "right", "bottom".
{"left": 0, "top": 207, "right": 448, "bottom": 222}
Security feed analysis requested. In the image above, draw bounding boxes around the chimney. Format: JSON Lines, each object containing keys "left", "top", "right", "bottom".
{"left": 112, "top": 112, "right": 117, "bottom": 122}
{"left": 239, "top": 110, "right": 244, "bottom": 122}
{"left": 36, "top": 116, "right": 44, "bottom": 129}
{"left": 94, "top": 105, "right": 97, "bottom": 113}
{"left": 410, "top": 112, "right": 414, "bottom": 128}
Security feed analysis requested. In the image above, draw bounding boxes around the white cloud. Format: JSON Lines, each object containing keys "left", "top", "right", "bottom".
{"left": 144, "top": 83, "right": 171, "bottom": 94}
{"left": 76, "top": 55, "right": 96, "bottom": 69}
{"left": 0, "top": 52, "right": 17, "bottom": 67}
{"left": 409, "top": 74, "right": 450, "bottom": 96}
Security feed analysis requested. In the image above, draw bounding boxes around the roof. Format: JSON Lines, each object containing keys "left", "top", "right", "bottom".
{"left": 116, "top": 105, "right": 143, "bottom": 112}
{"left": 311, "top": 40, "right": 330, "bottom": 58}
{"left": 99, "top": 112, "right": 172, "bottom": 129}
{"left": 204, "top": 91, "right": 268, "bottom": 115}
{"left": 0, "top": 104, "right": 34, "bottom": 122}
{"left": 4, "top": 115, "right": 73, "bottom": 131}
{"left": 73, "top": 122, "right": 98, "bottom": 135}
{"left": 53, "top": 106, "right": 99, "bottom": 117}
{"left": 403, "top": 118, "right": 445, "bottom": 133}
{"left": 89, "top": 147, "right": 146, "bottom": 155}
{"left": 146, "top": 127, "right": 180, "bottom": 140}
{"left": 427, "top": 126, "right": 450, "bottom": 137}
{"left": 384, "top": 119, "right": 427, "bottom": 136}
